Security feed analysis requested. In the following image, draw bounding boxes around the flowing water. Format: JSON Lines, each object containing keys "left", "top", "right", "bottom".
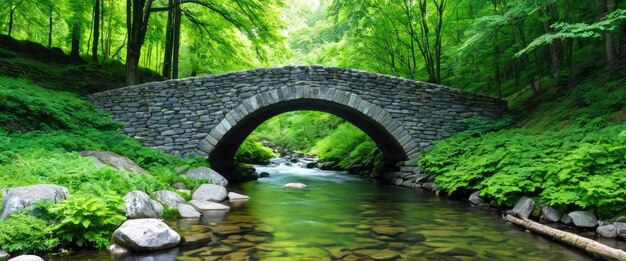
{"left": 52, "top": 165, "right": 602, "bottom": 260}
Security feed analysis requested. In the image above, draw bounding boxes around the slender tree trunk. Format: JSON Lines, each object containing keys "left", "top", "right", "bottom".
{"left": 172, "top": 0, "right": 181, "bottom": 79}
{"left": 48, "top": 5, "right": 53, "bottom": 48}
{"left": 92, "top": 0, "right": 100, "bottom": 62}
{"left": 162, "top": 0, "right": 174, "bottom": 78}
{"left": 70, "top": 24, "right": 81, "bottom": 59}
{"left": 8, "top": 0, "right": 14, "bottom": 37}
{"left": 599, "top": 0, "right": 617, "bottom": 65}
{"left": 541, "top": 6, "right": 561, "bottom": 78}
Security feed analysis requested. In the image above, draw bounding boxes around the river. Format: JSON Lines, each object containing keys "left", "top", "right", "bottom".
{"left": 52, "top": 164, "right": 595, "bottom": 260}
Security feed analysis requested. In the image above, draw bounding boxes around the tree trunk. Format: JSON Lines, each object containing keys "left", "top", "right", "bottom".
{"left": 70, "top": 24, "right": 81, "bottom": 59}
{"left": 92, "top": 0, "right": 100, "bottom": 62}
{"left": 162, "top": 0, "right": 174, "bottom": 78}
{"left": 541, "top": 6, "right": 561, "bottom": 78}
{"left": 48, "top": 5, "right": 53, "bottom": 48}
{"left": 172, "top": 0, "right": 181, "bottom": 79}
{"left": 503, "top": 214, "right": 626, "bottom": 261}
{"left": 126, "top": 0, "right": 154, "bottom": 85}
{"left": 599, "top": 0, "right": 617, "bottom": 65}
{"left": 8, "top": 0, "right": 14, "bottom": 37}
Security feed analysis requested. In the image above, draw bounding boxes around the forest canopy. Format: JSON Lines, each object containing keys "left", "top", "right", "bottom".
{"left": 2, "top": 0, "right": 625, "bottom": 95}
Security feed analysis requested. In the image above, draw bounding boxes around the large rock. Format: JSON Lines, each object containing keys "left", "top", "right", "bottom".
{"left": 192, "top": 184, "right": 227, "bottom": 202}
{"left": 153, "top": 190, "right": 185, "bottom": 208}
{"left": 509, "top": 196, "right": 535, "bottom": 218}
{"left": 228, "top": 192, "right": 250, "bottom": 201}
{"left": 80, "top": 151, "right": 148, "bottom": 174}
{"left": 184, "top": 167, "right": 228, "bottom": 187}
{"left": 540, "top": 206, "right": 560, "bottom": 223}
{"left": 0, "top": 184, "right": 69, "bottom": 220}
{"left": 8, "top": 255, "right": 43, "bottom": 261}
{"left": 124, "top": 191, "right": 163, "bottom": 219}
{"left": 596, "top": 224, "right": 617, "bottom": 238}
{"left": 468, "top": 191, "right": 483, "bottom": 205}
{"left": 176, "top": 203, "right": 201, "bottom": 218}
{"left": 112, "top": 219, "right": 180, "bottom": 252}
{"left": 188, "top": 200, "right": 230, "bottom": 211}
{"left": 568, "top": 211, "right": 597, "bottom": 228}
{"left": 283, "top": 183, "right": 307, "bottom": 189}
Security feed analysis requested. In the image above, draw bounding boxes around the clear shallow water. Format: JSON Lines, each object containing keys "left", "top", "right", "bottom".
{"left": 51, "top": 165, "right": 595, "bottom": 260}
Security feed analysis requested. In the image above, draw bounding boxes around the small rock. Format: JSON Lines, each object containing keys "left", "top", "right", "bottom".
{"left": 124, "top": 190, "right": 163, "bottom": 219}
{"left": 184, "top": 167, "right": 228, "bottom": 187}
{"left": 510, "top": 196, "right": 535, "bottom": 218}
{"left": 559, "top": 214, "right": 572, "bottom": 225}
{"left": 283, "top": 183, "right": 307, "bottom": 189}
{"left": 211, "top": 224, "right": 242, "bottom": 236}
{"left": 8, "top": 255, "right": 43, "bottom": 261}
{"left": 596, "top": 225, "right": 617, "bottom": 238}
{"left": 172, "top": 182, "right": 186, "bottom": 190}
{"left": 228, "top": 192, "right": 250, "bottom": 201}
{"left": 422, "top": 182, "right": 435, "bottom": 191}
{"left": 371, "top": 226, "right": 406, "bottom": 237}
{"left": 614, "top": 222, "right": 626, "bottom": 240}
{"left": 154, "top": 190, "right": 185, "bottom": 208}
{"left": 112, "top": 219, "right": 180, "bottom": 252}
{"left": 188, "top": 200, "right": 230, "bottom": 211}
{"left": 568, "top": 211, "right": 597, "bottom": 228}
{"left": 0, "top": 250, "right": 8, "bottom": 260}
{"left": 443, "top": 247, "right": 477, "bottom": 257}
{"left": 109, "top": 244, "right": 129, "bottom": 255}
{"left": 468, "top": 191, "right": 483, "bottom": 205}
{"left": 192, "top": 184, "right": 227, "bottom": 202}
{"left": 80, "top": 151, "right": 148, "bottom": 174}
{"left": 177, "top": 203, "right": 202, "bottom": 218}
{"left": 0, "top": 184, "right": 70, "bottom": 220}
{"left": 394, "top": 178, "right": 403, "bottom": 186}
{"left": 259, "top": 172, "right": 270, "bottom": 178}
{"left": 541, "top": 206, "right": 560, "bottom": 223}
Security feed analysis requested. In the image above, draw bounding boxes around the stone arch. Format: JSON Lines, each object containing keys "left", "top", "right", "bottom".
{"left": 198, "top": 85, "right": 419, "bottom": 172}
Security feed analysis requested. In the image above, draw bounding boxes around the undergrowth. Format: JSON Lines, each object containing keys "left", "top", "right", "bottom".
{"left": 420, "top": 77, "right": 626, "bottom": 218}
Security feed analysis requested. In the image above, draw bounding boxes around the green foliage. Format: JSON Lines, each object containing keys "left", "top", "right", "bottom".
{"left": 0, "top": 212, "right": 59, "bottom": 254}
{"left": 235, "top": 139, "right": 276, "bottom": 164}
{"left": 48, "top": 193, "right": 126, "bottom": 249}
{"left": 161, "top": 207, "right": 180, "bottom": 219}
{"left": 312, "top": 123, "right": 383, "bottom": 174}
{"left": 517, "top": 9, "right": 626, "bottom": 57}
{"left": 420, "top": 81, "right": 626, "bottom": 217}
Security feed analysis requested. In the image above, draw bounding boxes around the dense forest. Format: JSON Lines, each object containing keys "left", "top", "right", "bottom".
{"left": 0, "top": 0, "right": 625, "bottom": 257}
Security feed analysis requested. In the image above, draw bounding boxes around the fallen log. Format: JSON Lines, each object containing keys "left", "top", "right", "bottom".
{"left": 503, "top": 214, "right": 626, "bottom": 261}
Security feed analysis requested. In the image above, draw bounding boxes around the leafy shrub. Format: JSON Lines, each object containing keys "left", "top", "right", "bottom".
{"left": 162, "top": 208, "right": 180, "bottom": 219}
{"left": 235, "top": 139, "right": 276, "bottom": 164}
{"left": 48, "top": 193, "right": 126, "bottom": 249}
{"left": 420, "top": 121, "right": 626, "bottom": 217}
{"left": 0, "top": 212, "right": 58, "bottom": 254}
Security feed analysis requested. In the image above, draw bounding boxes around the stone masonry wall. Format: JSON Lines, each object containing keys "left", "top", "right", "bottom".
{"left": 88, "top": 66, "right": 506, "bottom": 161}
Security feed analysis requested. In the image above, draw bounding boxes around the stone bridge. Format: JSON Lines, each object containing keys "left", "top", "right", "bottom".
{"left": 89, "top": 66, "right": 506, "bottom": 176}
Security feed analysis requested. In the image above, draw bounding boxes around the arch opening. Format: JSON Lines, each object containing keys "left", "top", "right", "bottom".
{"left": 203, "top": 97, "right": 412, "bottom": 178}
